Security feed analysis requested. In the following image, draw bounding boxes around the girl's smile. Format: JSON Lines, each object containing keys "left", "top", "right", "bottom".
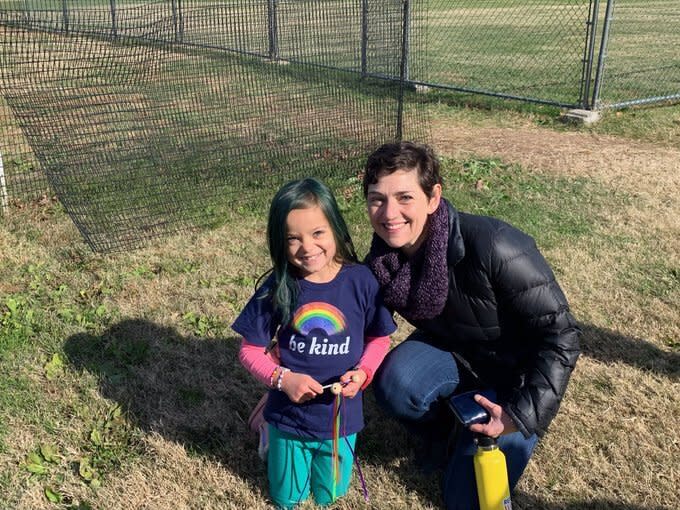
{"left": 285, "top": 205, "right": 340, "bottom": 282}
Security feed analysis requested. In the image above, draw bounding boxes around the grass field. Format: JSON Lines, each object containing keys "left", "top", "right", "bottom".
{"left": 1, "top": 2, "right": 679, "bottom": 508}
{"left": 1, "top": 97, "right": 679, "bottom": 508}
{"left": 421, "top": 0, "right": 680, "bottom": 107}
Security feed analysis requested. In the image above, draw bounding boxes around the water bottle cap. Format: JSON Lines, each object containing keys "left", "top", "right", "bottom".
{"left": 476, "top": 435, "right": 499, "bottom": 449}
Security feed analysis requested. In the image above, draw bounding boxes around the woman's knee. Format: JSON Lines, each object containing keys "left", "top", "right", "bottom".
{"left": 373, "top": 357, "right": 417, "bottom": 418}
{"left": 373, "top": 339, "right": 459, "bottom": 420}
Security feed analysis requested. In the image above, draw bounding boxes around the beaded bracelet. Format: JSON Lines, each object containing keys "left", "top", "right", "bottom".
{"left": 269, "top": 367, "right": 279, "bottom": 389}
{"left": 276, "top": 368, "right": 290, "bottom": 391}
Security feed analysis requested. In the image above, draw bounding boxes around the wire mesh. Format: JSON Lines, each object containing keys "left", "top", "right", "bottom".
{"left": 1, "top": 0, "right": 677, "bottom": 250}
{"left": 593, "top": 0, "right": 680, "bottom": 108}
{"left": 0, "top": 1, "right": 411, "bottom": 252}
{"left": 409, "top": 0, "right": 594, "bottom": 107}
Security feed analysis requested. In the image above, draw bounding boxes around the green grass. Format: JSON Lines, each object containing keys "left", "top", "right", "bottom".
{"left": 416, "top": 87, "right": 680, "bottom": 146}
{"left": 419, "top": 0, "right": 680, "bottom": 108}
{"left": 0, "top": 5, "right": 678, "bottom": 507}
{"left": 1, "top": 135, "right": 679, "bottom": 507}
{"left": 441, "top": 157, "right": 605, "bottom": 245}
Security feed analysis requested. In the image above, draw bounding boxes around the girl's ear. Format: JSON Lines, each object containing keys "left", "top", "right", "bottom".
{"left": 427, "top": 183, "right": 442, "bottom": 214}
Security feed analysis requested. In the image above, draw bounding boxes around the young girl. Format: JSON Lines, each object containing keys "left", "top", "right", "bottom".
{"left": 233, "top": 178, "right": 395, "bottom": 508}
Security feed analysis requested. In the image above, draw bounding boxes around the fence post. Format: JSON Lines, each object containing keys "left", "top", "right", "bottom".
{"left": 361, "top": 0, "right": 368, "bottom": 77}
{"left": 396, "top": 0, "right": 410, "bottom": 140}
{"left": 267, "top": 0, "right": 279, "bottom": 60}
{"left": 591, "top": 0, "right": 615, "bottom": 110}
{"left": 171, "top": 0, "right": 186, "bottom": 43}
{"left": 61, "top": 0, "right": 69, "bottom": 34}
{"left": 0, "top": 152, "right": 7, "bottom": 214}
{"left": 579, "top": 0, "right": 600, "bottom": 109}
{"left": 110, "top": 0, "right": 118, "bottom": 38}
{"left": 402, "top": 0, "right": 410, "bottom": 82}
{"left": 172, "top": 0, "right": 179, "bottom": 42}
{"left": 178, "top": 0, "right": 184, "bottom": 42}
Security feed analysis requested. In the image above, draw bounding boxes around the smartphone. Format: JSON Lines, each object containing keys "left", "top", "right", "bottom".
{"left": 447, "top": 389, "right": 497, "bottom": 427}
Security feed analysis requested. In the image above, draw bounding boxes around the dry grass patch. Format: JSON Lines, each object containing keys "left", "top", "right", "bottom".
{"left": 1, "top": 109, "right": 679, "bottom": 509}
{"left": 431, "top": 117, "right": 679, "bottom": 509}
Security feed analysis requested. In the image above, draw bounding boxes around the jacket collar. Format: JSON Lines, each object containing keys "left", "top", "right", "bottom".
{"left": 444, "top": 199, "right": 465, "bottom": 266}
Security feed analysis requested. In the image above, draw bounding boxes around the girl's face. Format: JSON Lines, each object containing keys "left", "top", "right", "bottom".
{"left": 366, "top": 169, "right": 441, "bottom": 257}
{"left": 285, "top": 205, "right": 339, "bottom": 282}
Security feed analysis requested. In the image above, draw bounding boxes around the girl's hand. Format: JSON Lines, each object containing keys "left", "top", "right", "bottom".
{"left": 468, "top": 394, "right": 518, "bottom": 437}
{"left": 280, "top": 371, "right": 323, "bottom": 403}
{"left": 340, "top": 369, "right": 366, "bottom": 399}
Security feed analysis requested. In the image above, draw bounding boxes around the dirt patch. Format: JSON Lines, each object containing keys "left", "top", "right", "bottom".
{"left": 431, "top": 119, "right": 680, "bottom": 235}
{"left": 432, "top": 120, "right": 680, "bottom": 194}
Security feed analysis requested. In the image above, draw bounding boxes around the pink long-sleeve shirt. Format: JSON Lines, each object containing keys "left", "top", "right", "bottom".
{"left": 238, "top": 335, "right": 391, "bottom": 390}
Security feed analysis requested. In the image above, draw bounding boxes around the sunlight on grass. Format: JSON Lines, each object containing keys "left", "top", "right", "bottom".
{"left": 1, "top": 137, "right": 678, "bottom": 507}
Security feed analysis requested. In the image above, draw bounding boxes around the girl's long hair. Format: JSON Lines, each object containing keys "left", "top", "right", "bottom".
{"left": 265, "top": 178, "right": 358, "bottom": 325}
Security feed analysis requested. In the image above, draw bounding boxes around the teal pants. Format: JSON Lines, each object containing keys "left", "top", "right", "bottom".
{"left": 267, "top": 424, "right": 357, "bottom": 509}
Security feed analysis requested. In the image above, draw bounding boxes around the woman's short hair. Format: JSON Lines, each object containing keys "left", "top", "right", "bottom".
{"left": 363, "top": 141, "right": 442, "bottom": 198}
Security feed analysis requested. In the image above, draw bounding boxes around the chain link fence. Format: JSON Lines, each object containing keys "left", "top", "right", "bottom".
{"left": 0, "top": 0, "right": 677, "bottom": 250}
{"left": 411, "top": 0, "right": 592, "bottom": 107}
{"left": 407, "top": 0, "right": 679, "bottom": 110}
{"left": 593, "top": 0, "right": 680, "bottom": 108}
{"left": 0, "top": 0, "right": 424, "bottom": 251}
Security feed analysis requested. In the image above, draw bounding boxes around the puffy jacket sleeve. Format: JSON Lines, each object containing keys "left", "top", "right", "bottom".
{"left": 490, "top": 225, "right": 581, "bottom": 438}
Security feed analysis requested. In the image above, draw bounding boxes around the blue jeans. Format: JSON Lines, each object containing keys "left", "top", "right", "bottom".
{"left": 374, "top": 336, "right": 538, "bottom": 510}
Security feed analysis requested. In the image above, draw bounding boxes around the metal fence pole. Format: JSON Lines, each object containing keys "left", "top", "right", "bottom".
{"left": 402, "top": 0, "right": 410, "bottom": 82}
{"left": 170, "top": 0, "right": 185, "bottom": 43}
{"left": 267, "top": 0, "right": 279, "bottom": 60}
{"left": 178, "top": 0, "right": 184, "bottom": 43}
{"left": 110, "top": 0, "right": 117, "bottom": 38}
{"left": 579, "top": 0, "right": 600, "bottom": 109}
{"left": 396, "top": 0, "right": 410, "bottom": 140}
{"left": 591, "top": 0, "right": 615, "bottom": 110}
{"left": 361, "top": 0, "right": 368, "bottom": 77}
{"left": 172, "top": 0, "right": 179, "bottom": 43}
{"left": 0, "top": 151, "right": 7, "bottom": 214}
{"left": 62, "top": 0, "right": 69, "bottom": 33}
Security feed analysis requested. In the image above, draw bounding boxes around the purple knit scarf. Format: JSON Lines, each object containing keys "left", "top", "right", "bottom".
{"left": 366, "top": 200, "right": 449, "bottom": 322}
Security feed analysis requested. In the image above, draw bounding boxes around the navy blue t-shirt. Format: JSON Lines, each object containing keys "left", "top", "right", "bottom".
{"left": 232, "top": 264, "right": 396, "bottom": 439}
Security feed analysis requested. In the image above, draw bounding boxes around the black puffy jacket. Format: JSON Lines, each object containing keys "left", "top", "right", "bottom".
{"left": 412, "top": 200, "right": 581, "bottom": 438}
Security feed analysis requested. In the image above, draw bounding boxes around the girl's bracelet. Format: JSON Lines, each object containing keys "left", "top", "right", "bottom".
{"left": 269, "top": 367, "right": 278, "bottom": 389}
{"left": 276, "top": 368, "right": 290, "bottom": 391}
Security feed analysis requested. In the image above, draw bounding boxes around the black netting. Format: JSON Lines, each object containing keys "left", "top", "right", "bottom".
{"left": 0, "top": 0, "right": 416, "bottom": 252}
{"left": 3, "top": 1, "right": 674, "bottom": 247}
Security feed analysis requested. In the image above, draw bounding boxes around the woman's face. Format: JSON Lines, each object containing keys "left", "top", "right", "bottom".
{"left": 366, "top": 169, "right": 441, "bottom": 256}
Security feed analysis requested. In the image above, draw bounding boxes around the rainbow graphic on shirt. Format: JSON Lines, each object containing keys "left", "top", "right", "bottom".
{"left": 292, "top": 302, "right": 347, "bottom": 336}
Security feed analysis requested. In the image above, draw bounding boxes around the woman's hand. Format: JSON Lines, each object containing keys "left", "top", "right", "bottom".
{"left": 469, "top": 394, "right": 518, "bottom": 437}
{"left": 339, "top": 369, "right": 366, "bottom": 398}
{"left": 280, "top": 371, "right": 323, "bottom": 403}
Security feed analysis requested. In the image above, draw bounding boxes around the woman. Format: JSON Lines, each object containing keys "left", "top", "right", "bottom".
{"left": 363, "top": 141, "right": 580, "bottom": 509}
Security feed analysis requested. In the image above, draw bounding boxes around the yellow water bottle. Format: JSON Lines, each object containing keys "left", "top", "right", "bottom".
{"left": 473, "top": 434, "right": 512, "bottom": 510}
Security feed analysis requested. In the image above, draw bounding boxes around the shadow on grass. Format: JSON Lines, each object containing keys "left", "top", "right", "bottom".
{"left": 356, "top": 321, "right": 680, "bottom": 508}
{"left": 62, "top": 317, "right": 447, "bottom": 506}
{"left": 580, "top": 324, "right": 679, "bottom": 379}
{"left": 62, "top": 318, "right": 675, "bottom": 508}
{"left": 63, "top": 318, "right": 268, "bottom": 496}
{"left": 513, "top": 493, "right": 671, "bottom": 510}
